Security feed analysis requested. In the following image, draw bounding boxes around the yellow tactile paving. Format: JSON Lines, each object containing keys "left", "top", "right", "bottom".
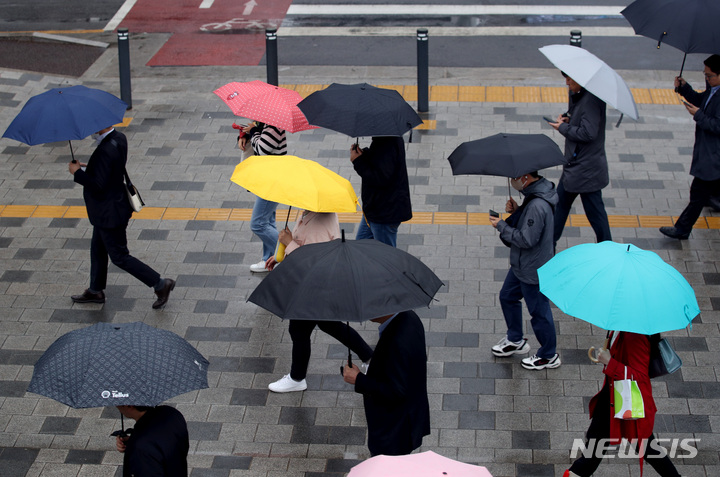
{"left": 115, "top": 117, "right": 133, "bottom": 128}
{"left": 31, "top": 206, "right": 69, "bottom": 218}
{"left": 514, "top": 87, "right": 542, "bottom": 103}
{"left": 638, "top": 215, "right": 674, "bottom": 227}
{"left": 608, "top": 215, "right": 640, "bottom": 228}
{"left": 196, "top": 208, "right": 231, "bottom": 221}
{"left": 1, "top": 205, "right": 37, "bottom": 217}
{"left": 402, "top": 85, "right": 418, "bottom": 102}
{"left": 541, "top": 87, "right": 567, "bottom": 103}
{"left": 4, "top": 205, "right": 718, "bottom": 231}
{"left": 162, "top": 208, "right": 197, "bottom": 220}
{"left": 631, "top": 88, "right": 653, "bottom": 104}
{"left": 377, "top": 85, "right": 405, "bottom": 96}
{"left": 458, "top": 86, "right": 485, "bottom": 102}
{"left": 430, "top": 86, "right": 458, "bottom": 102}
{"left": 406, "top": 212, "right": 433, "bottom": 224}
{"left": 486, "top": 86, "right": 513, "bottom": 103}
{"left": 649, "top": 88, "right": 682, "bottom": 105}
{"left": 290, "top": 84, "right": 326, "bottom": 98}
{"left": 414, "top": 120, "right": 437, "bottom": 130}
{"left": 433, "top": 212, "right": 467, "bottom": 225}
{"left": 63, "top": 206, "right": 87, "bottom": 219}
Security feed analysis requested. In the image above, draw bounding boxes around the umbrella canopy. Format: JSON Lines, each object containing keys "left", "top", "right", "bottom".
{"left": 214, "top": 80, "right": 316, "bottom": 133}
{"left": 297, "top": 82, "right": 423, "bottom": 137}
{"left": 348, "top": 451, "right": 493, "bottom": 477}
{"left": 538, "top": 241, "right": 700, "bottom": 334}
{"left": 230, "top": 155, "right": 358, "bottom": 213}
{"left": 28, "top": 322, "right": 209, "bottom": 408}
{"left": 539, "top": 44, "right": 639, "bottom": 121}
{"left": 3, "top": 85, "right": 127, "bottom": 146}
{"left": 448, "top": 133, "right": 567, "bottom": 178}
{"left": 621, "top": 0, "right": 720, "bottom": 75}
{"left": 248, "top": 235, "right": 444, "bottom": 322}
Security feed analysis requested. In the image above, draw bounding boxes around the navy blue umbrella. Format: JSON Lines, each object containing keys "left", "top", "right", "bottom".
{"left": 28, "top": 322, "right": 209, "bottom": 408}
{"left": 2, "top": 85, "right": 127, "bottom": 161}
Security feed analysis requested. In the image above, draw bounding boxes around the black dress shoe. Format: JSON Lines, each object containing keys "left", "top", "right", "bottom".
{"left": 659, "top": 226, "right": 690, "bottom": 240}
{"left": 152, "top": 278, "right": 175, "bottom": 309}
{"left": 71, "top": 289, "right": 105, "bottom": 304}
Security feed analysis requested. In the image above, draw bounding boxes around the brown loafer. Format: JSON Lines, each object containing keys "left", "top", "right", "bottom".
{"left": 152, "top": 278, "right": 175, "bottom": 309}
{"left": 71, "top": 289, "right": 105, "bottom": 304}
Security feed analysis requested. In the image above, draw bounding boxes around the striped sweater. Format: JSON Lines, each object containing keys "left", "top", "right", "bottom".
{"left": 251, "top": 125, "right": 287, "bottom": 156}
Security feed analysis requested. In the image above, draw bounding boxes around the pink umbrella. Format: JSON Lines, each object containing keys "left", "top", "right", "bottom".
{"left": 347, "top": 451, "right": 493, "bottom": 477}
{"left": 214, "top": 80, "right": 317, "bottom": 133}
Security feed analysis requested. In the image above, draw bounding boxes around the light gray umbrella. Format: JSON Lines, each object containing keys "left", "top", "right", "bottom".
{"left": 539, "top": 44, "right": 639, "bottom": 122}
{"left": 28, "top": 322, "right": 209, "bottom": 408}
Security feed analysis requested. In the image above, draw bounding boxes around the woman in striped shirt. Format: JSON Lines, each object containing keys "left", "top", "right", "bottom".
{"left": 239, "top": 122, "right": 287, "bottom": 272}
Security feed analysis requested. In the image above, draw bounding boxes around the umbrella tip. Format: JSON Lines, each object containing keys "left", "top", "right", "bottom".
{"left": 627, "top": 245, "right": 630, "bottom": 252}
{"left": 341, "top": 229, "right": 346, "bottom": 242}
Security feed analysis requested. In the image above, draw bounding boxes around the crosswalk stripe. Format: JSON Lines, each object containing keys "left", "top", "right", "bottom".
{"left": 286, "top": 5, "right": 625, "bottom": 16}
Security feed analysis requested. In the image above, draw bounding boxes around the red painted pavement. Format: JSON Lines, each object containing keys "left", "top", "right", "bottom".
{"left": 118, "top": 0, "right": 293, "bottom": 66}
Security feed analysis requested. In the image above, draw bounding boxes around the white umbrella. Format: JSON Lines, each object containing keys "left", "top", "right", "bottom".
{"left": 539, "top": 44, "right": 639, "bottom": 121}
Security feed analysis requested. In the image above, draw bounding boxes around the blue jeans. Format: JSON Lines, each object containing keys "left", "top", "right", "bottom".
{"left": 499, "top": 269, "right": 556, "bottom": 359}
{"left": 553, "top": 181, "right": 612, "bottom": 245}
{"left": 356, "top": 217, "right": 400, "bottom": 247}
{"left": 250, "top": 196, "right": 278, "bottom": 261}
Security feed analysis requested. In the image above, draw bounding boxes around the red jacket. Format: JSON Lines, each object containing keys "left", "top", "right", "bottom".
{"left": 588, "top": 331, "right": 657, "bottom": 445}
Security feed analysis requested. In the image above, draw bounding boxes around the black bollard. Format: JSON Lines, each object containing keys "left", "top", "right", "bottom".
{"left": 117, "top": 28, "right": 132, "bottom": 110}
{"left": 417, "top": 28, "right": 429, "bottom": 113}
{"left": 266, "top": 28, "right": 279, "bottom": 86}
{"left": 570, "top": 30, "right": 582, "bottom": 48}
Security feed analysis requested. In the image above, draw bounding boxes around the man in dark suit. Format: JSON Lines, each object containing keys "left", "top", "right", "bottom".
{"left": 68, "top": 126, "right": 174, "bottom": 308}
{"left": 115, "top": 405, "right": 189, "bottom": 476}
{"left": 660, "top": 54, "right": 720, "bottom": 239}
{"left": 343, "top": 310, "right": 430, "bottom": 456}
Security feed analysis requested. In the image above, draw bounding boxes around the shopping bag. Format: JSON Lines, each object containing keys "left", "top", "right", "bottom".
{"left": 613, "top": 367, "right": 645, "bottom": 420}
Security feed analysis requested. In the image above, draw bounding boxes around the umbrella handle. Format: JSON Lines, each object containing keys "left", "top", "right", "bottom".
{"left": 588, "top": 346, "right": 600, "bottom": 363}
{"left": 68, "top": 140, "right": 76, "bottom": 163}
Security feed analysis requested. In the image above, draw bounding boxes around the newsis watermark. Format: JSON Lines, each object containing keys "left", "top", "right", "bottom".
{"left": 570, "top": 438, "right": 699, "bottom": 459}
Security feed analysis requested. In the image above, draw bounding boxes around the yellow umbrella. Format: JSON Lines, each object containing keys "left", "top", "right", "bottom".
{"left": 231, "top": 155, "right": 358, "bottom": 213}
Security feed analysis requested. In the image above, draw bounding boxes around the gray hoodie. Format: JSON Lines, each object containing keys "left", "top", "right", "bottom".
{"left": 496, "top": 177, "right": 558, "bottom": 285}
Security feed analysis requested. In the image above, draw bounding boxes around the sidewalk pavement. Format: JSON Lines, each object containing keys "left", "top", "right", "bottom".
{"left": 0, "top": 32, "right": 718, "bottom": 477}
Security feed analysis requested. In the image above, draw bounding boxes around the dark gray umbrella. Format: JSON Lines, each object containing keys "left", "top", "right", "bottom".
{"left": 248, "top": 233, "right": 443, "bottom": 322}
{"left": 447, "top": 133, "right": 567, "bottom": 178}
{"left": 621, "top": 0, "right": 720, "bottom": 75}
{"left": 28, "top": 322, "right": 209, "bottom": 408}
{"left": 297, "top": 83, "right": 423, "bottom": 138}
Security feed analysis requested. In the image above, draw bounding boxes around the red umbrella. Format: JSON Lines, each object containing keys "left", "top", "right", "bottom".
{"left": 214, "top": 80, "right": 317, "bottom": 133}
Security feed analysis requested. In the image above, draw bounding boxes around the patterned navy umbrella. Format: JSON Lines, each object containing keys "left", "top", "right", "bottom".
{"left": 28, "top": 322, "right": 209, "bottom": 408}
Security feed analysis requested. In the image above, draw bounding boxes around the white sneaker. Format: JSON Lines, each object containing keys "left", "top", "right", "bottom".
{"left": 491, "top": 336, "right": 530, "bottom": 357}
{"left": 250, "top": 260, "right": 269, "bottom": 273}
{"left": 268, "top": 374, "right": 307, "bottom": 393}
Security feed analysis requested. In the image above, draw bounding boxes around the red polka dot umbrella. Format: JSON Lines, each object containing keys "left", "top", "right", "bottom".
{"left": 214, "top": 81, "right": 317, "bottom": 133}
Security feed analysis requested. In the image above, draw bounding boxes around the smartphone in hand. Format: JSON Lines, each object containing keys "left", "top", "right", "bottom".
{"left": 542, "top": 116, "right": 555, "bottom": 123}
{"left": 489, "top": 209, "right": 500, "bottom": 218}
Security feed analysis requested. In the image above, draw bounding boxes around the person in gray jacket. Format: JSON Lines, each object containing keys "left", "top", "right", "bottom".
{"left": 549, "top": 73, "right": 612, "bottom": 247}
{"left": 489, "top": 172, "right": 560, "bottom": 370}
{"left": 660, "top": 54, "right": 720, "bottom": 239}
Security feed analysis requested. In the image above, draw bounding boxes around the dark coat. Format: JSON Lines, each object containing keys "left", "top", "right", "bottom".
{"left": 678, "top": 82, "right": 720, "bottom": 181}
{"left": 73, "top": 130, "right": 132, "bottom": 228}
{"left": 354, "top": 310, "right": 430, "bottom": 456}
{"left": 557, "top": 90, "right": 609, "bottom": 193}
{"left": 123, "top": 405, "right": 189, "bottom": 477}
{"left": 353, "top": 136, "right": 412, "bottom": 224}
{"left": 588, "top": 332, "right": 657, "bottom": 446}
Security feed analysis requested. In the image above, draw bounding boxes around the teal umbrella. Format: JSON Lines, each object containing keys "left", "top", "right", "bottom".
{"left": 538, "top": 241, "right": 699, "bottom": 334}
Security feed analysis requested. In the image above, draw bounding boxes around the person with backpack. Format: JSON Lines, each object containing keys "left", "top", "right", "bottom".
{"left": 489, "top": 171, "right": 560, "bottom": 370}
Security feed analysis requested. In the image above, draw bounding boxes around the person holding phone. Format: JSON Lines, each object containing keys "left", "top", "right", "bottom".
{"left": 547, "top": 72, "right": 612, "bottom": 248}
{"left": 659, "top": 54, "right": 720, "bottom": 240}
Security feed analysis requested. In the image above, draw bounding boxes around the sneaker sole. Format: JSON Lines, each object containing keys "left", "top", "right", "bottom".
{"left": 522, "top": 359, "right": 561, "bottom": 370}
{"left": 268, "top": 384, "right": 307, "bottom": 393}
{"left": 491, "top": 344, "right": 530, "bottom": 357}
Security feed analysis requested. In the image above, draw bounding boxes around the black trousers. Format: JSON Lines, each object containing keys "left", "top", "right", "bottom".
{"left": 569, "top": 387, "right": 680, "bottom": 477}
{"left": 90, "top": 225, "right": 161, "bottom": 291}
{"left": 554, "top": 182, "right": 612, "bottom": 245}
{"left": 674, "top": 177, "right": 720, "bottom": 233}
{"left": 288, "top": 320, "right": 373, "bottom": 381}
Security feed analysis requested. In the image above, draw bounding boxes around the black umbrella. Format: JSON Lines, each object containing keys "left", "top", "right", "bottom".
{"left": 248, "top": 233, "right": 443, "bottom": 322}
{"left": 297, "top": 83, "right": 423, "bottom": 138}
{"left": 28, "top": 322, "right": 209, "bottom": 409}
{"left": 621, "top": 0, "right": 720, "bottom": 76}
{"left": 448, "top": 133, "right": 567, "bottom": 178}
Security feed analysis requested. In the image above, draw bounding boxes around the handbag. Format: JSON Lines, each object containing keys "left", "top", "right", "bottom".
{"left": 613, "top": 366, "right": 645, "bottom": 420}
{"left": 648, "top": 334, "right": 682, "bottom": 378}
{"left": 123, "top": 168, "right": 145, "bottom": 213}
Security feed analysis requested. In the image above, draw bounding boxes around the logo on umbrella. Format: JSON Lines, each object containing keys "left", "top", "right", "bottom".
{"left": 101, "top": 390, "right": 129, "bottom": 399}
{"left": 227, "top": 92, "right": 239, "bottom": 100}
